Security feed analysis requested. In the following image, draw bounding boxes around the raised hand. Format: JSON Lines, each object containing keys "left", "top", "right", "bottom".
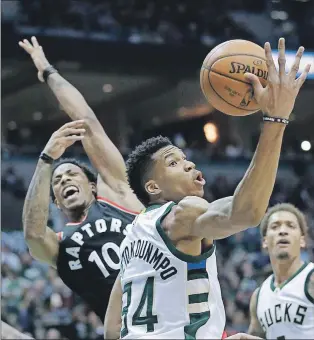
{"left": 19, "top": 36, "right": 50, "bottom": 82}
{"left": 43, "top": 120, "right": 86, "bottom": 160}
{"left": 245, "top": 38, "right": 311, "bottom": 119}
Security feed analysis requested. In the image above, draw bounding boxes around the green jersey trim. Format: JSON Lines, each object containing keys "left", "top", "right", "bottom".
{"left": 270, "top": 262, "right": 309, "bottom": 292}
{"left": 184, "top": 311, "right": 210, "bottom": 339}
{"left": 155, "top": 202, "right": 215, "bottom": 263}
{"left": 304, "top": 268, "right": 314, "bottom": 304}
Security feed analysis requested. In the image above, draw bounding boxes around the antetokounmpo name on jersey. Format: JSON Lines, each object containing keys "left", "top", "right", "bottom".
{"left": 65, "top": 218, "right": 132, "bottom": 272}
{"left": 121, "top": 240, "right": 178, "bottom": 280}
{"left": 259, "top": 302, "right": 308, "bottom": 331}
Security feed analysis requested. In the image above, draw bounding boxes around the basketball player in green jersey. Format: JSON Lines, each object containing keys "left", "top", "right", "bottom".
{"left": 248, "top": 203, "right": 314, "bottom": 339}
{"left": 104, "top": 39, "right": 311, "bottom": 339}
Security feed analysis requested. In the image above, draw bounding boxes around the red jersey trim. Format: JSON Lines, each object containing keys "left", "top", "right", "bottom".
{"left": 66, "top": 214, "right": 87, "bottom": 226}
{"left": 97, "top": 196, "right": 139, "bottom": 215}
{"left": 56, "top": 231, "right": 64, "bottom": 241}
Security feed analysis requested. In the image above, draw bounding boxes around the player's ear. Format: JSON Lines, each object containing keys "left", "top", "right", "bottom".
{"left": 300, "top": 235, "right": 306, "bottom": 249}
{"left": 145, "top": 180, "right": 161, "bottom": 197}
{"left": 262, "top": 236, "right": 268, "bottom": 250}
{"left": 54, "top": 198, "right": 61, "bottom": 209}
{"left": 90, "top": 182, "right": 97, "bottom": 195}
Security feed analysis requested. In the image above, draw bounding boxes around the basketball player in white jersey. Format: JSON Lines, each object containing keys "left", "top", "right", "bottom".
{"left": 248, "top": 203, "right": 314, "bottom": 339}
{"left": 104, "top": 39, "right": 311, "bottom": 339}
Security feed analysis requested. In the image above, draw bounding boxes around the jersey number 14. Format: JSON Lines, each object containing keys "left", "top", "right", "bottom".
{"left": 121, "top": 276, "right": 158, "bottom": 337}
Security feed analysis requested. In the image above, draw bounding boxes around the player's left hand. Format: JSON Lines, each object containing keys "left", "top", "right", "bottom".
{"left": 244, "top": 37, "right": 311, "bottom": 119}
{"left": 18, "top": 36, "right": 50, "bottom": 83}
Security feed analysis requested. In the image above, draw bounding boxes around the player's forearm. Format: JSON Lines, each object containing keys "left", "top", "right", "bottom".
{"left": 22, "top": 159, "right": 52, "bottom": 239}
{"left": 231, "top": 122, "right": 286, "bottom": 226}
{"left": 47, "top": 73, "right": 128, "bottom": 183}
{"left": 47, "top": 73, "right": 96, "bottom": 121}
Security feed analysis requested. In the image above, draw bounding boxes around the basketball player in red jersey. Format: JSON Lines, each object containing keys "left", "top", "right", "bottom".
{"left": 20, "top": 37, "right": 143, "bottom": 325}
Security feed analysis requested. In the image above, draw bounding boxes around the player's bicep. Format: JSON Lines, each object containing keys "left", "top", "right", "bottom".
{"left": 248, "top": 288, "right": 265, "bottom": 337}
{"left": 26, "top": 226, "right": 59, "bottom": 268}
{"left": 104, "top": 274, "right": 123, "bottom": 340}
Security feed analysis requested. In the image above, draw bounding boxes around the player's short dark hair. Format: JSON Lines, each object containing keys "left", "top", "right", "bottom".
{"left": 50, "top": 158, "right": 97, "bottom": 201}
{"left": 260, "top": 203, "right": 308, "bottom": 237}
{"left": 126, "top": 136, "right": 172, "bottom": 206}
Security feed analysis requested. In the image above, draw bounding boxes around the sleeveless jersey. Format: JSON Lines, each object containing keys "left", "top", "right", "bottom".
{"left": 119, "top": 202, "right": 226, "bottom": 339}
{"left": 56, "top": 196, "right": 138, "bottom": 321}
{"left": 256, "top": 262, "right": 314, "bottom": 339}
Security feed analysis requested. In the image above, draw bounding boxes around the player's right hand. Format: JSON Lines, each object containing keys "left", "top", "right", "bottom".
{"left": 42, "top": 121, "right": 86, "bottom": 160}
{"left": 18, "top": 36, "right": 50, "bottom": 83}
{"left": 244, "top": 37, "right": 311, "bottom": 120}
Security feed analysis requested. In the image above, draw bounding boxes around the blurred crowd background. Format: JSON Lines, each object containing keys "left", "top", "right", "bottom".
{"left": 2, "top": 0, "right": 314, "bottom": 339}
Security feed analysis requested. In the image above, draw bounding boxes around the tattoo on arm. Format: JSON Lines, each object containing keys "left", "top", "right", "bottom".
{"left": 23, "top": 159, "right": 52, "bottom": 238}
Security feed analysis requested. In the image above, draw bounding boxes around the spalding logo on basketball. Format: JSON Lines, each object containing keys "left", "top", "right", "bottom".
{"left": 200, "top": 40, "right": 268, "bottom": 116}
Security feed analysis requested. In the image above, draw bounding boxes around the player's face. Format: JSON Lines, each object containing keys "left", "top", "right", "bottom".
{"left": 145, "top": 146, "right": 206, "bottom": 203}
{"left": 52, "top": 163, "right": 96, "bottom": 211}
{"left": 263, "top": 211, "right": 305, "bottom": 260}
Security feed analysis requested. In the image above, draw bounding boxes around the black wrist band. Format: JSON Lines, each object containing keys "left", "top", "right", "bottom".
{"left": 40, "top": 152, "right": 54, "bottom": 164}
{"left": 43, "top": 65, "right": 59, "bottom": 83}
{"left": 263, "top": 115, "right": 289, "bottom": 125}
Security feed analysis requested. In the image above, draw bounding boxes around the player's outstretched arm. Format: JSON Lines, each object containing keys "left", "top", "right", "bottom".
{"left": 189, "top": 38, "right": 311, "bottom": 240}
{"left": 19, "top": 37, "right": 143, "bottom": 211}
{"left": 104, "top": 274, "right": 123, "bottom": 340}
{"left": 1, "top": 321, "right": 34, "bottom": 339}
{"left": 23, "top": 121, "right": 85, "bottom": 267}
{"left": 247, "top": 288, "right": 265, "bottom": 338}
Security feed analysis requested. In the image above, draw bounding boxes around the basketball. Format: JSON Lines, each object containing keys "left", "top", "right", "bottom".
{"left": 200, "top": 40, "right": 268, "bottom": 116}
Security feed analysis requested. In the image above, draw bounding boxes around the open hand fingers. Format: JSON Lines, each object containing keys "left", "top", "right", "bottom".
{"left": 58, "top": 120, "right": 86, "bottom": 131}
{"left": 64, "top": 135, "right": 85, "bottom": 142}
{"left": 296, "top": 63, "right": 311, "bottom": 89}
{"left": 264, "top": 42, "right": 277, "bottom": 79}
{"left": 289, "top": 46, "right": 305, "bottom": 80}
{"left": 277, "top": 37, "right": 286, "bottom": 80}
{"left": 18, "top": 40, "right": 33, "bottom": 54}
{"left": 63, "top": 135, "right": 85, "bottom": 147}
{"left": 59, "top": 128, "right": 86, "bottom": 137}
{"left": 31, "top": 36, "right": 40, "bottom": 48}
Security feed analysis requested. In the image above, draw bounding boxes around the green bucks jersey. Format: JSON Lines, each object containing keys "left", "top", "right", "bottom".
{"left": 257, "top": 262, "right": 314, "bottom": 339}
{"left": 119, "top": 201, "right": 226, "bottom": 339}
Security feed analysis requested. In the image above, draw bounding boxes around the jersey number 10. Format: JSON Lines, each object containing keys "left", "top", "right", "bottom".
{"left": 88, "top": 242, "right": 120, "bottom": 277}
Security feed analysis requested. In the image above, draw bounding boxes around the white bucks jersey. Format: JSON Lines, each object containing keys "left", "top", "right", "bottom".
{"left": 119, "top": 202, "right": 226, "bottom": 339}
{"left": 257, "top": 262, "right": 314, "bottom": 339}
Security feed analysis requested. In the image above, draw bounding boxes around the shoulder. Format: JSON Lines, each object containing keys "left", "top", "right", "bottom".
{"left": 95, "top": 196, "right": 139, "bottom": 216}
{"left": 305, "top": 266, "right": 314, "bottom": 303}
{"left": 97, "top": 176, "right": 143, "bottom": 212}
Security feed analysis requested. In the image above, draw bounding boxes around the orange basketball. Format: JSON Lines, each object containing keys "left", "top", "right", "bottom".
{"left": 200, "top": 40, "right": 268, "bottom": 116}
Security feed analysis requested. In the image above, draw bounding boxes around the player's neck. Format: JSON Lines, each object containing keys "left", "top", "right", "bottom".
{"left": 66, "top": 197, "right": 95, "bottom": 223}
{"left": 271, "top": 256, "right": 304, "bottom": 286}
